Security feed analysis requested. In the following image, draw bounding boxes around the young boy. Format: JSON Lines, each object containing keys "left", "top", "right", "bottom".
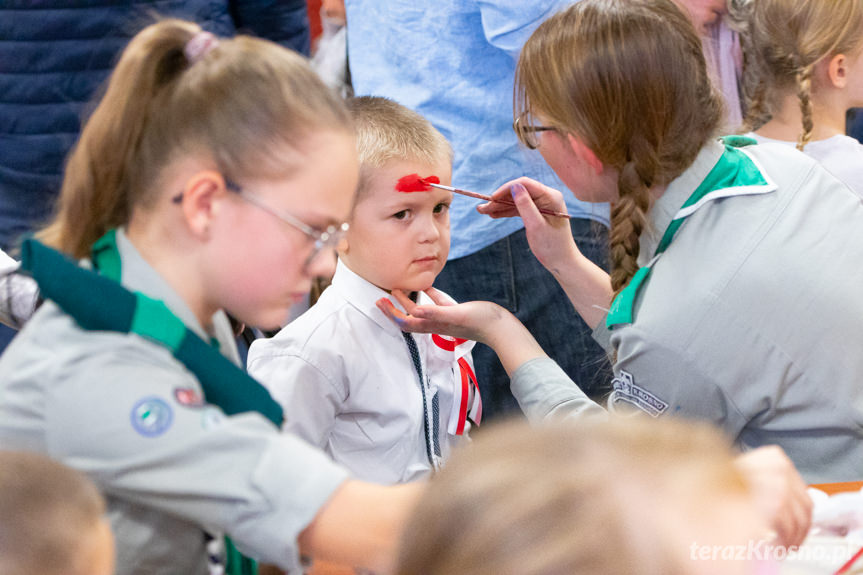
{"left": 248, "top": 96, "right": 480, "bottom": 483}
{"left": 0, "top": 450, "right": 115, "bottom": 575}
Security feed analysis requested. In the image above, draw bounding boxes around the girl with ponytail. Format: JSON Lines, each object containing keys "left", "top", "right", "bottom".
{"left": 740, "top": 0, "right": 863, "bottom": 198}
{"left": 0, "top": 18, "right": 419, "bottom": 575}
{"left": 381, "top": 0, "right": 863, "bottom": 487}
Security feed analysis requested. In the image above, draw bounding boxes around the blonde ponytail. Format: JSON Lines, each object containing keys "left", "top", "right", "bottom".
{"left": 40, "top": 18, "right": 350, "bottom": 258}
{"left": 40, "top": 20, "right": 199, "bottom": 258}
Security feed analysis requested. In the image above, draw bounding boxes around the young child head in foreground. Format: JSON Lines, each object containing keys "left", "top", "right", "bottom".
{"left": 397, "top": 417, "right": 773, "bottom": 575}
{"left": 342, "top": 96, "right": 453, "bottom": 293}
{"left": 0, "top": 450, "right": 114, "bottom": 575}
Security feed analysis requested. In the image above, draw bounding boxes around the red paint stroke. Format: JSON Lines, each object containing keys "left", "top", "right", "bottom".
{"left": 395, "top": 173, "right": 440, "bottom": 193}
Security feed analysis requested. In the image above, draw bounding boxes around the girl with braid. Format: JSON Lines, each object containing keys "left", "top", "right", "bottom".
{"left": 741, "top": 0, "right": 863, "bottom": 198}
{"left": 380, "top": 0, "right": 863, "bottom": 489}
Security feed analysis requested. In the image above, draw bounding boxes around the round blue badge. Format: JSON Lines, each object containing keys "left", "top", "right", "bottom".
{"left": 130, "top": 396, "right": 174, "bottom": 437}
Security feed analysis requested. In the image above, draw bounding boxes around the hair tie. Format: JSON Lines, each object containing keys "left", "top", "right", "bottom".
{"left": 185, "top": 31, "right": 219, "bottom": 64}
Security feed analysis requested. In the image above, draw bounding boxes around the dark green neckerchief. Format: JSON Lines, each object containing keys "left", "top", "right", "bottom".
{"left": 21, "top": 230, "right": 284, "bottom": 426}
{"left": 19, "top": 231, "right": 285, "bottom": 575}
{"left": 606, "top": 136, "right": 775, "bottom": 329}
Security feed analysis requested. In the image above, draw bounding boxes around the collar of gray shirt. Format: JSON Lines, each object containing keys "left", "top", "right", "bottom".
{"left": 113, "top": 228, "right": 241, "bottom": 365}
{"left": 638, "top": 140, "right": 726, "bottom": 267}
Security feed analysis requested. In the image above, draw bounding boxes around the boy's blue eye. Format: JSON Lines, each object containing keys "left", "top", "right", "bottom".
{"left": 392, "top": 210, "right": 409, "bottom": 220}
{"left": 433, "top": 203, "right": 450, "bottom": 214}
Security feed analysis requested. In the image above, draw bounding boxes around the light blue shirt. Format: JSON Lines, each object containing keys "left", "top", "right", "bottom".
{"left": 345, "top": 0, "right": 610, "bottom": 259}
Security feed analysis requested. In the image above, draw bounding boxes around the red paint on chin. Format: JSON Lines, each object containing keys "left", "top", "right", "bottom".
{"left": 395, "top": 173, "right": 440, "bottom": 193}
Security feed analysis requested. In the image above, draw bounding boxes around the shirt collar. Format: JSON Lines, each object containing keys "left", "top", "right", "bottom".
{"left": 331, "top": 258, "right": 413, "bottom": 335}
{"left": 638, "top": 139, "right": 726, "bottom": 266}
{"left": 114, "top": 228, "right": 239, "bottom": 361}
{"left": 330, "top": 259, "right": 475, "bottom": 357}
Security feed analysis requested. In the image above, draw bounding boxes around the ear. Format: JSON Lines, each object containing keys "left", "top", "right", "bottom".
{"left": 827, "top": 53, "right": 849, "bottom": 89}
{"left": 566, "top": 133, "right": 606, "bottom": 174}
{"left": 179, "top": 170, "right": 228, "bottom": 238}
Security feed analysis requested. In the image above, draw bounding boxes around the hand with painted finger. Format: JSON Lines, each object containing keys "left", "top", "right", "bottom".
{"left": 477, "top": 176, "right": 567, "bottom": 220}
{"left": 479, "top": 177, "right": 613, "bottom": 329}
{"left": 480, "top": 177, "right": 580, "bottom": 275}
{"left": 376, "top": 288, "right": 499, "bottom": 343}
{"left": 377, "top": 289, "right": 548, "bottom": 376}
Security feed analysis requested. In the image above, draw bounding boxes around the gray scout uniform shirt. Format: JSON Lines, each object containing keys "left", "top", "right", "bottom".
{"left": 510, "top": 140, "right": 863, "bottom": 483}
{"left": 0, "top": 229, "right": 349, "bottom": 574}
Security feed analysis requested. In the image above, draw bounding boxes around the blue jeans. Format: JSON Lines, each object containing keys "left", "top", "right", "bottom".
{"left": 434, "top": 218, "right": 612, "bottom": 421}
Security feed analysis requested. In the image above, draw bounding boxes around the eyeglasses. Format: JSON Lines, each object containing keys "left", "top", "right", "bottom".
{"left": 171, "top": 177, "right": 349, "bottom": 270}
{"left": 513, "top": 114, "right": 557, "bottom": 150}
{"left": 225, "top": 179, "right": 349, "bottom": 270}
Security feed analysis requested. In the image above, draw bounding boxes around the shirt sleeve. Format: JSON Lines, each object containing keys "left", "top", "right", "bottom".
{"left": 477, "top": 0, "right": 574, "bottom": 57}
{"left": 0, "top": 269, "right": 38, "bottom": 329}
{"left": 45, "top": 340, "right": 348, "bottom": 570}
{"left": 510, "top": 357, "right": 608, "bottom": 424}
{"left": 247, "top": 346, "right": 345, "bottom": 451}
{"left": 609, "top": 325, "right": 748, "bottom": 438}
{"left": 591, "top": 319, "right": 615, "bottom": 355}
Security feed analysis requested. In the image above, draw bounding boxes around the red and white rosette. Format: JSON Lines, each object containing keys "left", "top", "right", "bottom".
{"left": 432, "top": 334, "right": 482, "bottom": 435}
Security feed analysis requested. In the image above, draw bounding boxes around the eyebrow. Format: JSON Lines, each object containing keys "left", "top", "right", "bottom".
{"left": 296, "top": 213, "right": 343, "bottom": 230}
{"left": 383, "top": 189, "right": 451, "bottom": 208}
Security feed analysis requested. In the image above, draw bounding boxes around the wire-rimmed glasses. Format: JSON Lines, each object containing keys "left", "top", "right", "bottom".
{"left": 513, "top": 113, "right": 557, "bottom": 150}
{"left": 224, "top": 179, "right": 349, "bottom": 270}
{"left": 172, "top": 177, "right": 349, "bottom": 271}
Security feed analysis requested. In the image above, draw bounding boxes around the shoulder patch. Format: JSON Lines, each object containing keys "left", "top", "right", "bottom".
{"left": 130, "top": 396, "right": 174, "bottom": 437}
{"left": 610, "top": 370, "right": 668, "bottom": 417}
{"left": 174, "top": 386, "right": 205, "bottom": 408}
{"left": 201, "top": 406, "right": 226, "bottom": 430}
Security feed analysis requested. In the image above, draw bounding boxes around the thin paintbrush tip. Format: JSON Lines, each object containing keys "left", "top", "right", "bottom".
{"left": 428, "top": 182, "right": 455, "bottom": 192}
{"left": 430, "top": 181, "right": 571, "bottom": 219}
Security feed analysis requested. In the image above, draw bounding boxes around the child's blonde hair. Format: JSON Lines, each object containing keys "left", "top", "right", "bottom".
{"left": 741, "top": 0, "right": 863, "bottom": 150}
{"left": 0, "top": 451, "right": 107, "bottom": 575}
{"left": 346, "top": 96, "right": 452, "bottom": 200}
{"left": 514, "top": 0, "right": 724, "bottom": 297}
{"left": 40, "top": 19, "right": 352, "bottom": 258}
{"left": 396, "top": 417, "right": 748, "bottom": 575}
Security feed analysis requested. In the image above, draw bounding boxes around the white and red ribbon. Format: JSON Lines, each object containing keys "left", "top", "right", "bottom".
{"left": 433, "top": 334, "right": 482, "bottom": 435}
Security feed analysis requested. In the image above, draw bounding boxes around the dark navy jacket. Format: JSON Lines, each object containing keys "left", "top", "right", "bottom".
{"left": 0, "top": 0, "right": 310, "bottom": 252}
{"left": 850, "top": 109, "right": 863, "bottom": 145}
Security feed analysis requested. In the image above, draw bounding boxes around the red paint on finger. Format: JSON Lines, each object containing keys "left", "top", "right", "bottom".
{"left": 395, "top": 173, "right": 440, "bottom": 193}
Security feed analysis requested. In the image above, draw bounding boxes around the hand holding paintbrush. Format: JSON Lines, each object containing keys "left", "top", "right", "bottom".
{"left": 396, "top": 173, "right": 605, "bottom": 322}
{"left": 428, "top": 181, "right": 571, "bottom": 219}
{"left": 394, "top": 173, "right": 570, "bottom": 219}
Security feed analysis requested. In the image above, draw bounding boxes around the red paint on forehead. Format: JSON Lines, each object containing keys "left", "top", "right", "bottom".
{"left": 395, "top": 173, "right": 440, "bottom": 193}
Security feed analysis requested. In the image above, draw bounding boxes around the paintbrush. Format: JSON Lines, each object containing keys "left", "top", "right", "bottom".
{"left": 834, "top": 545, "right": 863, "bottom": 575}
{"left": 428, "top": 183, "right": 571, "bottom": 219}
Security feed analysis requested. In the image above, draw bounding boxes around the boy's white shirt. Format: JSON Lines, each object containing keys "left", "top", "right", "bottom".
{"left": 247, "top": 259, "right": 478, "bottom": 484}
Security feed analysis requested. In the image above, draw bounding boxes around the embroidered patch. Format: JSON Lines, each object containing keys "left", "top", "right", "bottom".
{"left": 610, "top": 370, "right": 668, "bottom": 417}
{"left": 130, "top": 396, "right": 174, "bottom": 437}
{"left": 174, "top": 387, "right": 205, "bottom": 408}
